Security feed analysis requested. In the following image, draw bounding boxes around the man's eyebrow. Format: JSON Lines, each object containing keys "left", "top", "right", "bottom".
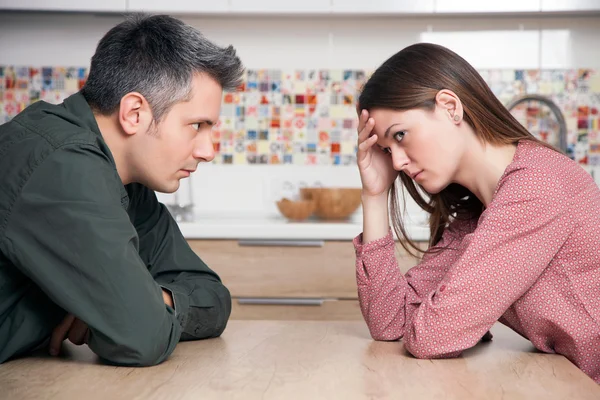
{"left": 190, "top": 117, "right": 215, "bottom": 125}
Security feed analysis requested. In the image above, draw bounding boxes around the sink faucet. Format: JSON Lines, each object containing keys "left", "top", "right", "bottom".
{"left": 506, "top": 94, "right": 568, "bottom": 154}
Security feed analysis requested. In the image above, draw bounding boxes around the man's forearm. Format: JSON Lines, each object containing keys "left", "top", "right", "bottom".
{"left": 160, "top": 280, "right": 231, "bottom": 341}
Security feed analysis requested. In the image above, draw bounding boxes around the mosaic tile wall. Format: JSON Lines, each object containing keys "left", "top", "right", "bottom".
{"left": 1, "top": 66, "right": 599, "bottom": 165}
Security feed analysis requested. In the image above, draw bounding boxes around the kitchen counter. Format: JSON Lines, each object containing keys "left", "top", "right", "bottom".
{"left": 178, "top": 214, "right": 430, "bottom": 241}
{"left": 1, "top": 321, "right": 598, "bottom": 399}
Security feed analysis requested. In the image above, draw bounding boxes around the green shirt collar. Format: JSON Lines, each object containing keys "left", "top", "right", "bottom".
{"left": 62, "top": 91, "right": 130, "bottom": 209}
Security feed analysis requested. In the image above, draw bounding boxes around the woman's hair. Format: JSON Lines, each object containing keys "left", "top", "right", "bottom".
{"left": 358, "top": 43, "right": 556, "bottom": 256}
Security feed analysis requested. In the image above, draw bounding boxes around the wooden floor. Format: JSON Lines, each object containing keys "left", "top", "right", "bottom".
{"left": 1, "top": 321, "right": 598, "bottom": 399}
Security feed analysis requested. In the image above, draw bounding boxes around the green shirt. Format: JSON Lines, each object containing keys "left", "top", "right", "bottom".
{"left": 0, "top": 92, "right": 231, "bottom": 366}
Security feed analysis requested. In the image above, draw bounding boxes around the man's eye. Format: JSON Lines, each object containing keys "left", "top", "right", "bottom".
{"left": 192, "top": 123, "right": 202, "bottom": 130}
{"left": 393, "top": 131, "right": 406, "bottom": 142}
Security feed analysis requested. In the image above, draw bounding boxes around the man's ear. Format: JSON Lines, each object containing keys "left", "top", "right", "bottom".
{"left": 118, "top": 92, "right": 153, "bottom": 136}
{"left": 435, "top": 89, "right": 463, "bottom": 124}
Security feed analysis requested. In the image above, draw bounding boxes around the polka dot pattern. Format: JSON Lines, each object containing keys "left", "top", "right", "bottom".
{"left": 354, "top": 141, "right": 600, "bottom": 384}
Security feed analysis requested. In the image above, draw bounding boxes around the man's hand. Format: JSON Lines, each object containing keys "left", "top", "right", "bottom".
{"left": 162, "top": 288, "right": 174, "bottom": 308}
{"left": 49, "top": 290, "right": 173, "bottom": 356}
{"left": 49, "top": 314, "right": 89, "bottom": 356}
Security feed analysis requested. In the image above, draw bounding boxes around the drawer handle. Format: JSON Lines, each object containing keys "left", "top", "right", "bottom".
{"left": 237, "top": 298, "right": 325, "bottom": 306}
{"left": 237, "top": 240, "right": 324, "bottom": 247}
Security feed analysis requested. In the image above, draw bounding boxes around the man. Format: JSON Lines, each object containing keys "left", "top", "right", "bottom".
{"left": 0, "top": 14, "right": 244, "bottom": 366}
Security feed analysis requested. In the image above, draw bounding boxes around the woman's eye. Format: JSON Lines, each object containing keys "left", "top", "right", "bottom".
{"left": 393, "top": 131, "right": 406, "bottom": 142}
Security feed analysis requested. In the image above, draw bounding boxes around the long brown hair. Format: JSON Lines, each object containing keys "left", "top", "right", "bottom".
{"left": 358, "top": 43, "right": 556, "bottom": 256}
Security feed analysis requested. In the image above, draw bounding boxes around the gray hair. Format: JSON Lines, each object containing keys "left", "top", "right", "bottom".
{"left": 82, "top": 14, "right": 244, "bottom": 121}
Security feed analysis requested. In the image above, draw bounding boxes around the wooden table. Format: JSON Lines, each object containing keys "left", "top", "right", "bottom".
{"left": 1, "top": 321, "right": 598, "bottom": 399}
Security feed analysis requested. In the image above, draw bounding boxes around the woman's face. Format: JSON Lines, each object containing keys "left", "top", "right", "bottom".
{"left": 369, "top": 101, "right": 468, "bottom": 194}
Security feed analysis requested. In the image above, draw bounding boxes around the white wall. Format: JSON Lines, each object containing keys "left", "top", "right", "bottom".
{"left": 3, "top": 13, "right": 600, "bottom": 68}
{"left": 1, "top": 11, "right": 600, "bottom": 219}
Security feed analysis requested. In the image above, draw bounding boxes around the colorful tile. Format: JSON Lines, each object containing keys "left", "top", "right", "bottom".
{"left": 1, "top": 66, "right": 599, "bottom": 166}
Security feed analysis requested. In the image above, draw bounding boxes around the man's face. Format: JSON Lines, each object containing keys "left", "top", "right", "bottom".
{"left": 133, "top": 73, "right": 222, "bottom": 193}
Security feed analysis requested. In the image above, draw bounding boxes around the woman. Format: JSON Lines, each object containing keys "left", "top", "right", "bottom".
{"left": 354, "top": 43, "right": 600, "bottom": 383}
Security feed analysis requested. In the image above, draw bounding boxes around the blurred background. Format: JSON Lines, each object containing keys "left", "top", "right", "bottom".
{"left": 1, "top": 1, "right": 599, "bottom": 242}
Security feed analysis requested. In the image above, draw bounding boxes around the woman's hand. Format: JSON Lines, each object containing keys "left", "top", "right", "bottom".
{"left": 356, "top": 109, "right": 398, "bottom": 198}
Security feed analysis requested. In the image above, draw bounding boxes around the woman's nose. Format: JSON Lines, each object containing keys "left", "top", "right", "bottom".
{"left": 391, "top": 147, "right": 410, "bottom": 171}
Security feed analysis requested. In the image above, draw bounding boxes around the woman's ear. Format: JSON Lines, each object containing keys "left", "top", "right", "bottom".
{"left": 118, "top": 92, "right": 153, "bottom": 136}
{"left": 435, "top": 89, "right": 463, "bottom": 124}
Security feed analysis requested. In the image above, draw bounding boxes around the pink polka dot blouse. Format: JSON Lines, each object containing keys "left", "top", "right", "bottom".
{"left": 353, "top": 140, "right": 600, "bottom": 383}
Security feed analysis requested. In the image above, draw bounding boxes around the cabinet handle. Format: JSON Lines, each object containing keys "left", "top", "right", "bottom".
{"left": 237, "top": 240, "right": 324, "bottom": 247}
{"left": 237, "top": 298, "right": 325, "bottom": 306}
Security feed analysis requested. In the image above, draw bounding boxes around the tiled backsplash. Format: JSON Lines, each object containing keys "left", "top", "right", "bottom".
{"left": 1, "top": 66, "right": 599, "bottom": 166}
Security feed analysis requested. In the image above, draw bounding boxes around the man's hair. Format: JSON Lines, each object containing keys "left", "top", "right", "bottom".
{"left": 82, "top": 14, "right": 244, "bottom": 121}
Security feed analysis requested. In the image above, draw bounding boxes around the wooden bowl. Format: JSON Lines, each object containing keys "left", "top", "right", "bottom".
{"left": 300, "top": 188, "right": 362, "bottom": 220}
{"left": 276, "top": 198, "right": 316, "bottom": 221}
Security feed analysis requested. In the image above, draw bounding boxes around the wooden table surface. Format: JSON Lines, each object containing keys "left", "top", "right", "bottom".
{"left": 1, "top": 321, "right": 598, "bottom": 399}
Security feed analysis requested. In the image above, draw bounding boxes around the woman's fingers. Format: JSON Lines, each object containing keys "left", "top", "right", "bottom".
{"left": 357, "top": 134, "right": 378, "bottom": 163}
{"left": 358, "top": 133, "right": 378, "bottom": 152}
{"left": 358, "top": 116, "right": 375, "bottom": 143}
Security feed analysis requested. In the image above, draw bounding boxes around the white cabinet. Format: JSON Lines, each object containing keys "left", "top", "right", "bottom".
{"left": 541, "top": 0, "right": 600, "bottom": 11}
{"left": 435, "top": 0, "right": 541, "bottom": 13}
{"left": 5, "top": 0, "right": 599, "bottom": 15}
{"left": 229, "top": 0, "right": 331, "bottom": 13}
{"left": 0, "top": 0, "right": 126, "bottom": 12}
{"left": 127, "top": 0, "right": 228, "bottom": 13}
{"left": 331, "top": 0, "right": 434, "bottom": 14}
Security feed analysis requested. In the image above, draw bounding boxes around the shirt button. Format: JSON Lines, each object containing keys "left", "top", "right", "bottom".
{"left": 439, "top": 285, "right": 446, "bottom": 292}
